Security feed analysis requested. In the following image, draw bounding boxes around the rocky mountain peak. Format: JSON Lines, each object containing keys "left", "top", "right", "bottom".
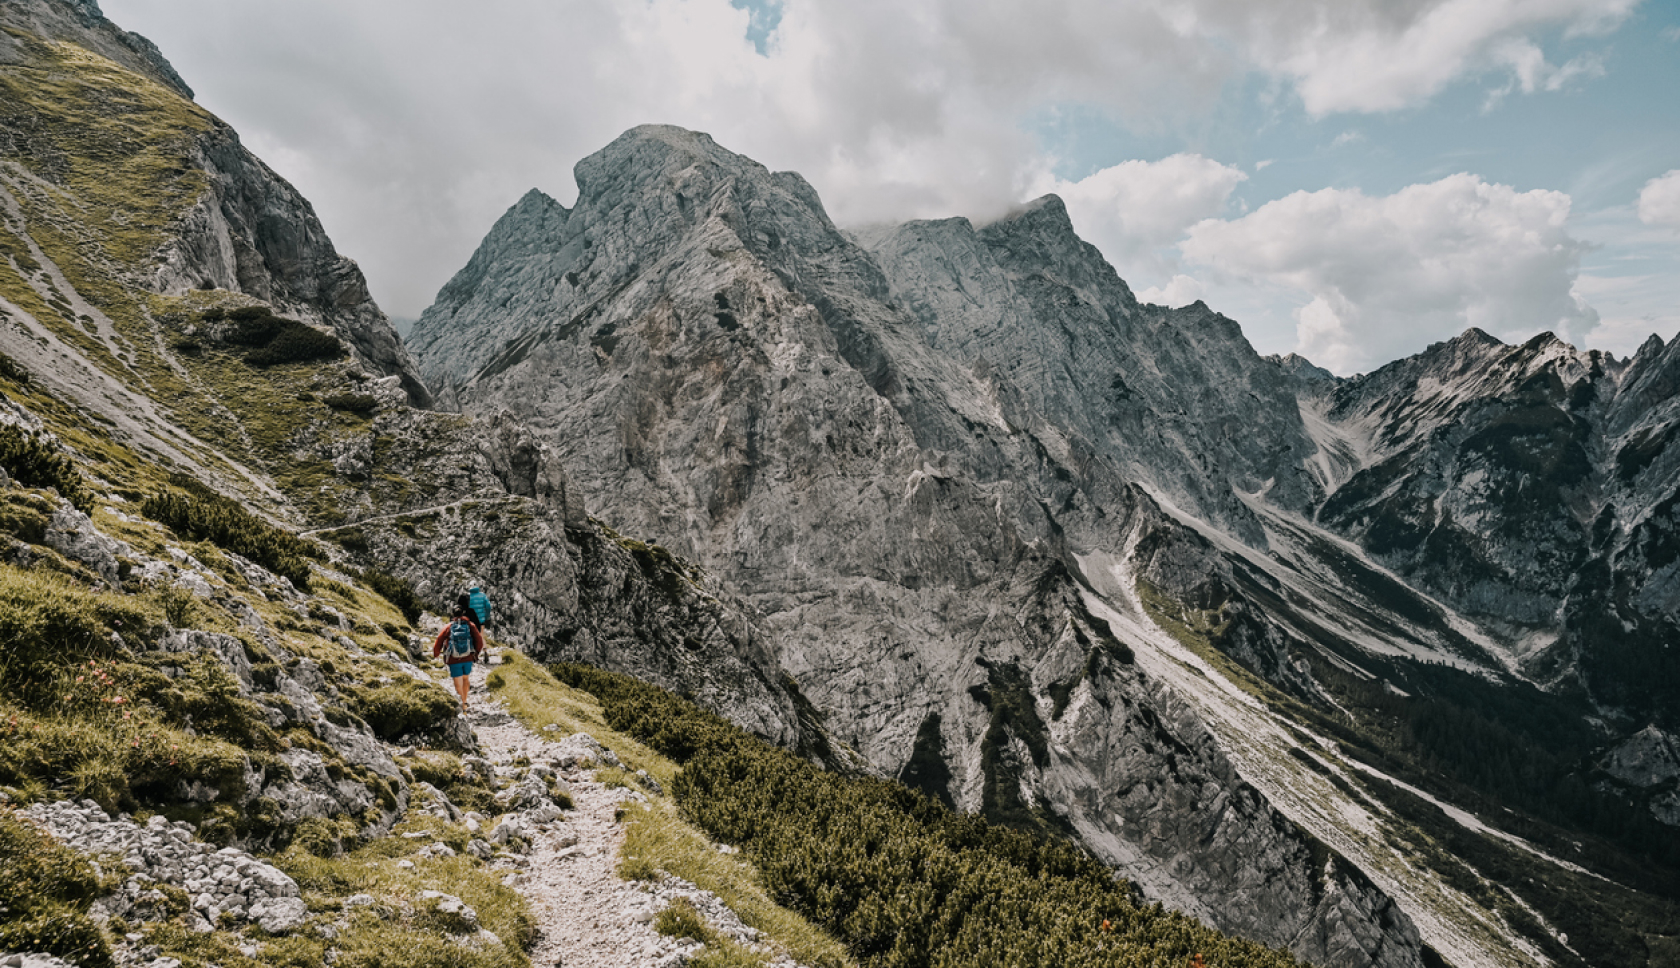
{"left": 1270, "top": 351, "right": 1338, "bottom": 386}
{"left": 977, "top": 193, "right": 1140, "bottom": 312}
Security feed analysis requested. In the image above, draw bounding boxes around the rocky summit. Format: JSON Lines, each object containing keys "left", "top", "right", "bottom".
{"left": 4, "top": 1, "right": 1680, "bottom": 967}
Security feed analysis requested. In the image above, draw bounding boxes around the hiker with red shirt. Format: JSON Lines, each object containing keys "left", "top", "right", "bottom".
{"left": 433, "top": 593, "right": 484, "bottom": 713}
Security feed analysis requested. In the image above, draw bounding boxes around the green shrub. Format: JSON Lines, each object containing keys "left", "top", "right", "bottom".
{"left": 0, "top": 808, "right": 113, "bottom": 968}
{"left": 156, "top": 584, "right": 197, "bottom": 627}
{"left": 138, "top": 652, "right": 283, "bottom": 753}
{"left": 617, "top": 853, "right": 659, "bottom": 882}
{"left": 401, "top": 751, "right": 462, "bottom": 788}
{"left": 360, "top": 567, "right": 422, "bottom": 625}
{"left": 654, "top": 897, "right": 712, "bottom": 942}
{"left": 0, "top": 351, "right": 30, "bottom": 385}
{"left": 0, "top": 564, "right": 154, "bottom": 706}
{"left": 245, "top": 322, "right": 343, "bottom": 367}
{"left": 0, "top": 424, "right": 93, "bottom": 513}
{"left": 0, "top": 492, "right": 51, "bottom": 544}
{"left": 343, "top": 680, "right": 458, "bottom": 742}
{"left": 291, "top": 816, "right": 359, "bottom": 858}
{"left": 224, "top": 306, "right": 280, "bottom": 344}
{"left": 323, "top": 392, "right": 378, "bottom": 414}
{"left": 140, "top": 474, "right": 319, "bottom": 590}
{"left": 211, "top": 305, "right": 344, "bottom": 366}
{"left": 553, "top": 664, "right": 1302, "bottom": 968}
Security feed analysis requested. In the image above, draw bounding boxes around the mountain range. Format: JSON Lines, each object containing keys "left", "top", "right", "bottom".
{"left": 3, "top": 2, "right": 1679, "bottom": 966}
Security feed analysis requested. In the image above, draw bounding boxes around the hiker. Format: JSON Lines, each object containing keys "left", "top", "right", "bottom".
{"left": 432, "top": 593, "right": 484, "bottom": 713}
{"left": 468, "top": 582, "right": 491, "bottom": 628}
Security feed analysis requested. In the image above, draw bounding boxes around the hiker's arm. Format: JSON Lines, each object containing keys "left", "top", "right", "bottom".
{"left": 471, "top": 623, "right": 485, "bottom": 655}
{"left": 432, "top": 626, "right": 448, "bottom": 657}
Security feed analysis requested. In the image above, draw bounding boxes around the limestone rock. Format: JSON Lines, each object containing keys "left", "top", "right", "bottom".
{"left": 249, "top": 897, "right": 309, "bottom": 935}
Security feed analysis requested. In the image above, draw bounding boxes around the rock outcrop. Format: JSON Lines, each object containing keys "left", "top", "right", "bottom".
{"left": 152, "top": 123, "right": 434, "bottom": 408}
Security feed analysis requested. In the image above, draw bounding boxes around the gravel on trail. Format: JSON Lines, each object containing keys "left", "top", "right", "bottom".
{"left": 463, "top": 659, "right": 809, "bottom": 968}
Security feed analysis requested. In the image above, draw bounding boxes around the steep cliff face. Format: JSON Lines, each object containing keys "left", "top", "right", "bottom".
{"left": 291, "top": 398, "right": 820, "bottom": 752}
{"left": 856, "top": 203, "right": 1321, "bottom": 542}
{"left": 0, "top": 1, "right": 431, "bottom": 409}
{"left": 155, "top": 125, "right": 434, "bottom": 408}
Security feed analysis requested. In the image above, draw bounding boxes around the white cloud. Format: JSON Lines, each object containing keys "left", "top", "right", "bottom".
{"left": 1259, "top": 0, "right": 1637, "bottom": 115}
{"left": 1638, "top": 170, "right": 1680, "bottom": 230}
{"left": 1136, "top": 275, "right": 1207, "bottom": 307}
{"left": 1034, "top": 154, "right": 1247, "bottom": 280}
{"left": 1482, "top": 39, "right": 1604, "bottom": 109}
{"left": 1181, "top": 174, "right": 1597, "bottom": 374}
{"left": 100, "top": 0, "right": 1641, "bottom": 318}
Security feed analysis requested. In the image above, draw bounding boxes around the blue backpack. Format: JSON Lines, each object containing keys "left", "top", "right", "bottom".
{"left": 446, "top": 618, "right": 475, "bottom": 659}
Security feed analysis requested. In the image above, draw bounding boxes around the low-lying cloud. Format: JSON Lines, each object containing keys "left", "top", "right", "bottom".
{"left": 1036, "top": 154, "right": 1249, "bottom": 282}
{"left": 1180, "top": 174, "right": 1596, "bottom": 374}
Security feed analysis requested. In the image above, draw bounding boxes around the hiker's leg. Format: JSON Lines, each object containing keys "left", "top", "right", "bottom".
{"left": 455, "top": 675, "right": 470, "bottom": 705}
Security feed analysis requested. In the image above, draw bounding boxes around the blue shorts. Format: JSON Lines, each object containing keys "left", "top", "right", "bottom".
{"left": 448, "top": 661, "right": 473, "bottom": 678}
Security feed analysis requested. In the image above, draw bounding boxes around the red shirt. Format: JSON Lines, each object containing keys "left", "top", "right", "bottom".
{"left": 432, "top": 615, "right": 484, "bottom": 664}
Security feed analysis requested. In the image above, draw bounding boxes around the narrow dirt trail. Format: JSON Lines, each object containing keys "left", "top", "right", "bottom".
{"left": 464, "top": 663, "right": 695, "bottom": 968}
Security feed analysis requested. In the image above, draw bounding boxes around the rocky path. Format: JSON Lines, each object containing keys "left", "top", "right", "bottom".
{"left": 464, "top": 662, "right": 717, "bottom": 968}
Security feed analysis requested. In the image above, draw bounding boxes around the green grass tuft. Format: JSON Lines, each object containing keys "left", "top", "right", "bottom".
{"left": 0, "top": 806, "right": 115, "bottom": 968}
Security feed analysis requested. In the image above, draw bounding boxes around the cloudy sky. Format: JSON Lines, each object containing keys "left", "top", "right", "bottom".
{"left": 104, "top": 0, "right": 1680, "bottom": 374}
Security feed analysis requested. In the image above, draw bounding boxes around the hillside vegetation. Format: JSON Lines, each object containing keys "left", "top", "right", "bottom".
{"left": 553, "top": 664, "right": 1303, "bottom": 968}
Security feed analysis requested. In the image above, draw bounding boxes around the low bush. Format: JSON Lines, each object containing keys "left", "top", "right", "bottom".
{"left": 655, "top": 897, "right": 712, "bottom": 942}
{"left": 323, "top": 392, "right": 378, "bottom": 414}
{"left": 210, "top": 305, "right": 344, "bottom": 366}
{"left": 291, "top": 816, "right": 360, "bottom": 858}
{"left": 361, "top": 567, "right": 422, "bottom": 625}
{"left": 0, "top": 424, "right": 93, "bottom": 513}
{"left": 343, "top": 679, "right": 458, "bottom": 742}
{"left": 0, "top": 564, "right": 155, "bottom": 706}
{"left": 553, "top": 664, "right": 1302, "bottom": 968}
{"left": 246, "top": 322, "right": 342, "bottom": 367}
{"left": 0, "top": 491, "right": 52, "bottom": 544}
{"left": 0, "top": 350, "right": 31, "bottom": 384}
{"left": 0, "top": 807, "right": 114, "bottom": 968}
{"left": 140, "top": 474, "right": 319, "bottom": 590}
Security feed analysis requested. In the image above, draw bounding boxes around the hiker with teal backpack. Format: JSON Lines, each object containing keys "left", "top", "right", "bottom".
{"left": 432, "top": 593, "right": 484, "bottom": 713}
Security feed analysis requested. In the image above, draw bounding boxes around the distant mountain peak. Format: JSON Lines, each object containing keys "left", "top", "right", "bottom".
{"left": 1451, "top": 326, "right": 1503, "bottom": 348}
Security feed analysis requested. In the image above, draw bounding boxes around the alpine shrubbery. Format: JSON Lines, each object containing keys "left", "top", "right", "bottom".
{"left": 140, "top": 474, "right": 319, "bottom": 590}
{"left": 360, "top": 566, "right": 424, "bottom": 625}
{"left": 551, "top": 664, "right": 1302, "bottom": 968}
{"left": 0, "top": 424, "right": 93, "bottom": 513}
{"left": 208, "top": 305, "right": 344, "bottom": 366}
